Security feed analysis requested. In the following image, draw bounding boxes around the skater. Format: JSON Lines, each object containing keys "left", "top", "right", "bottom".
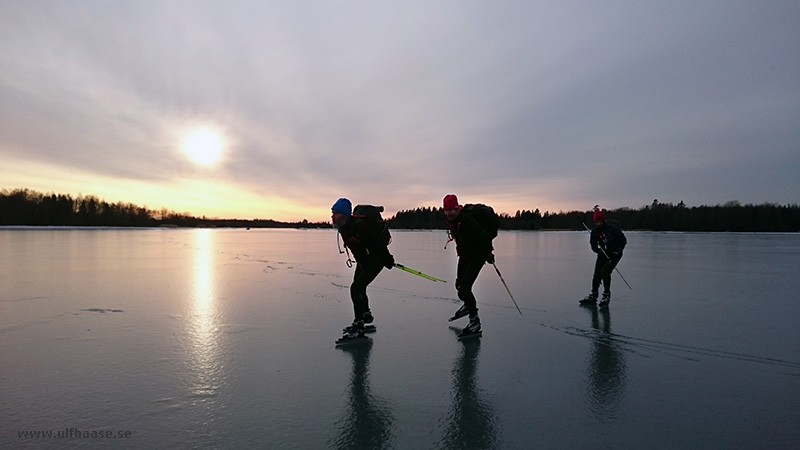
{"left": 580, "top": 208, "right": 627, "bottom": 307}
{"left": 332, "top": 198, "right": 394, "bottom": 343}
{"left": 443, "top": 194, "right": 498, "bottom": 338}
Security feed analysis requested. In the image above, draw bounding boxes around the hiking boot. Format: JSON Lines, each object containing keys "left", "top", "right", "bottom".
{"left": 449, "top": 304, "right": 469, "bottom": 322}
{"left": 362, "top": 310, "right": 374, "bottom": 324}
{"left": 599, "top": 291, "right": 611, "bottom": 307}
{"left": 579, "top": 292, "right": 599, "bottom": 304}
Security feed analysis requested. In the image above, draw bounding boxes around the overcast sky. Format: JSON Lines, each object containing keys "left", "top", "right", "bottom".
{"left": 2, "top": 1, "right": 798, "bottom": 222}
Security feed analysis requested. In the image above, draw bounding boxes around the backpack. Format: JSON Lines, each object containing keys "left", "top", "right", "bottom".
{"left": 352, "top": 204, "right": 391, "bottom": 246}
{"left": 462, "top": 204, "right": 499, "bottom": 240}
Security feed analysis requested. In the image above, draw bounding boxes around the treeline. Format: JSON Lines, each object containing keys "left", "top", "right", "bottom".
{"left": 388, "top": 206, "right": 588, "bottom": 230}
{"left": 0, "top": 188, "right": 329, "bottom": 228}
{"left": 3, "top": 189, "right": 798, "bottom": 232}
{"left": 387, "top": 200, "right": 800, "bottom": 232}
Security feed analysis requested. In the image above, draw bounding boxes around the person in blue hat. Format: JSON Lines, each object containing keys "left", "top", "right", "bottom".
{"left": 331, "top": 198, "right": 394, "bottom": 341}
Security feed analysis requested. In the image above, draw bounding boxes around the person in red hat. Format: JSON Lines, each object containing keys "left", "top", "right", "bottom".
{"left": 443, "top": 194, "right": 498, "bottom": 337}
{"left": 580, "top": 207, "right": 627, "bottom": 306}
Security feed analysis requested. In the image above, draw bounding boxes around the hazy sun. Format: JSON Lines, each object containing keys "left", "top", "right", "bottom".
{"left": 183, "top": 128, "right": 224, "bottom": 165}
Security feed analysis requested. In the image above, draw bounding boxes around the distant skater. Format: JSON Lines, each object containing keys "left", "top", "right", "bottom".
{"left": 580, "top": 208, "right": 627, "bottom": 307}
{"left": 331, "top": 198, "right": 394, "bottom": 343}
{"left": 443, "top": 194, "right": 499, "bottom": 338}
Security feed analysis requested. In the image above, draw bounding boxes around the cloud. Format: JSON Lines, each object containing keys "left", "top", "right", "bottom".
{"left": 1, "top": 1, "right": 798, "bottom": 221}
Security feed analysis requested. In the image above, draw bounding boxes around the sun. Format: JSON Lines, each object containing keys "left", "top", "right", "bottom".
{"left": 182, "top": 128, "right": 225, "bottom": 166}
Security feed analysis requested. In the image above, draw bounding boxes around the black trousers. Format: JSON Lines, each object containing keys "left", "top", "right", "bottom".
{"left": 456, "top": 255, "right": 485, "bottom": 317}
{"left": 350, "top": 258, "right": 384, "bottom": 321}
{"left": 592, "top": 252, "right": 622, "bottom": 293}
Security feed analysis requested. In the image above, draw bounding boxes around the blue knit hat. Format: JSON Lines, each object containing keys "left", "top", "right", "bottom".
{"left": 331, "top": 198, "right": 352, "bottom": 216}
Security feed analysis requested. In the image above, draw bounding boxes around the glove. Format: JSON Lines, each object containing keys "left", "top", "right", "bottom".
{"left": 486, "top": 253, "right": 495, "bottom": 264}
{"left": 383, "top": 254, "right": 395, "bottom": 269}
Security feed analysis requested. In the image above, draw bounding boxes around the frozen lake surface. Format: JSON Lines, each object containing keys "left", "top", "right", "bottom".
{"left": 1, "top": 228, "right": 799, "bottom": 449}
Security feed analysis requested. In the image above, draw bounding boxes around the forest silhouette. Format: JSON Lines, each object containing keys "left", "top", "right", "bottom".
{"left": 2, "top": 188, "right": 798, "bottom": 232}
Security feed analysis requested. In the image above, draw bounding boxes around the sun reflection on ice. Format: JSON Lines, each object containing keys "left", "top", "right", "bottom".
{"left": 186, "top": 228, "right": 224, "bottom": 400}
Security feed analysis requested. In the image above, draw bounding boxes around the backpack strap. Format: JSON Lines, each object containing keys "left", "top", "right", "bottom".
{"left": 336, "top": 229, "right": 355, "bottom": 267}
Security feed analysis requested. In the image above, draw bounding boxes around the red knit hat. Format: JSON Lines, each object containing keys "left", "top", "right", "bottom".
{"left": 593, "top": 209, "right": 606, "bottom": 222}
{"left": 443, "top": 194, "right": 461, "bottom": 210}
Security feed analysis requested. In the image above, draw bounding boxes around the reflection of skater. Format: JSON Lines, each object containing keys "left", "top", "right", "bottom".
{"left": 580, "top": 208, "right": 626, "bottom": 306}
{"left": 581, "top": 304, "right": 627, "bottom": 422}
{"left": 443, "top": 194, "right": 498, "bottom": 338}
{"left": 438, "top": 334, "right": 499, "bottom": 449}
{"left": 332, "top": 198, "right": 394, "bottom": 343}
{"left": 329, "top": 340, "right": 394, "bottom": 449}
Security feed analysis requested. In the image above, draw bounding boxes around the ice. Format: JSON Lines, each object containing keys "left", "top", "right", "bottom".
{"left": 1, "top": 228, "right": 799, "bottom": 449}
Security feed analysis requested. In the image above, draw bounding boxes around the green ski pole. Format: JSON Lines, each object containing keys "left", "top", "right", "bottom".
{"left": 393, "top": 263, "right": 446, "bottom": 283}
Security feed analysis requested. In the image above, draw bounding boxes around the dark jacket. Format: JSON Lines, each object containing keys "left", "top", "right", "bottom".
{"left": 338, "top": 217, "right": 393, "bottom": 266}
{"left": 445, "top": 210, "right": 494, "bottom": 260}
{"left": 590, "top": 222, "right": 627, "bottom": 255}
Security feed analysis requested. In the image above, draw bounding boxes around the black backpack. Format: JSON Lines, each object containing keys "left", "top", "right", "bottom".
{"left": 462, "top": 204, "right": 499, "bottom": 240}
{"left": 352, "top": 204, "right": 391, "bottom": 246}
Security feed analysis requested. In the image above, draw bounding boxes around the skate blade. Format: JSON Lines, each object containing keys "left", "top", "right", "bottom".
{"left": 342, "top": 324, "right": 376, "bottom": 333}
{"left": 335, "top": 335, "right": 370, "bottom": 346}
{"left": 457, "top": 330, "right": 482, "bottom": 340}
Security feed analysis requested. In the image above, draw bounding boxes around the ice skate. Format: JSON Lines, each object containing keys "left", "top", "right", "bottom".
{"left": 458, "top": 315, "right": 482, "bottom": 339}
{"left": 579, "top": 292, "right": 598, "bottom": 305}
{"left": 448, "top": 304, "right": 469, "bottom": 322}
{"left": 335, "top": 321, "right": 367, "bottom": 346}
